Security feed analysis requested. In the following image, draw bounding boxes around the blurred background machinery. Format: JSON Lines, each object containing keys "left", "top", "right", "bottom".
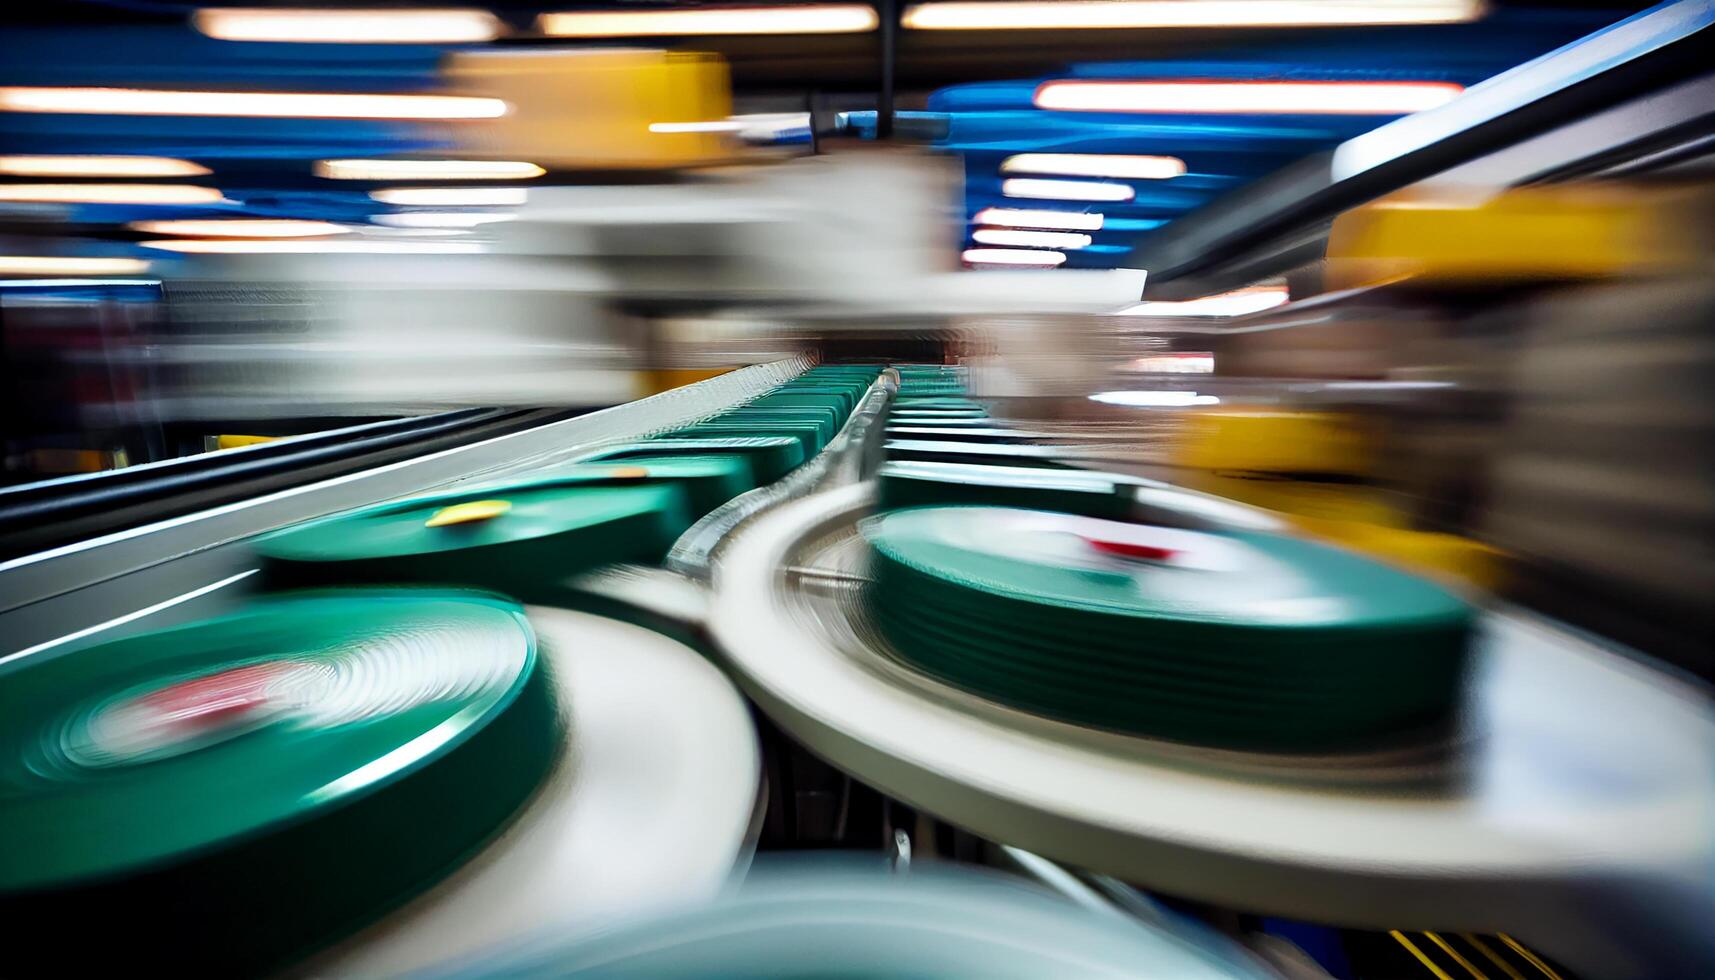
{"left": 2, "top": 0, "right": 1713, "bottom": 978}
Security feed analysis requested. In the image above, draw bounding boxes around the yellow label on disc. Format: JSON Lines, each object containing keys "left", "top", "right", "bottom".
{"left": 602, "top": 466, "right": 650, "bottom": 479}
{"left": 425, "top": 499, "right": 513, "bottom": 528}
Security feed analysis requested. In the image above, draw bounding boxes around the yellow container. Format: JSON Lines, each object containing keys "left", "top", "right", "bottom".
{"left": 446, "top": 49, "right": 735, "bottom": 170}
{"left": 1177, "top": 408, "right": 1371, "bottom": 476}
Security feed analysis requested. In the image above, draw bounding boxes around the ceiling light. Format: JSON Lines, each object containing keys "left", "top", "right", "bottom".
{"left": 373, "top": 212, "right": 517, "bottom": 228}
{"left": 961, "top": 247, "right": 1067, "bottom": 267}
{"left": 1002, "top": 178, "right": 1134, "bottom": 202}
{"left": 1090, "top": 390, "right": 1220, "bottom": 407}
{"left": 1001, "top": 153, "right": 1185, "bottom": 180}
{"left": 0, "top": 87, "right": 506, "bottom": 120}
{"left": 903, "top": 0, "right": 1482, "bottom": 30}
{"left": 1035, "top": 80, "right": 1464, "bottom": 115}
{"left": 1117, "top": 285, "right": 1289, "bottom": 317}
{"left": 0, "top": 155, "right": 209, "bottom": 178}
{"left": 0, "top": 279, "right": 160, "bottom": 288}
{"left": 0, "top": 184, "right": 225, "bottom": 204}
{"left": 0, "top": 256, "right": 151, "bottom": 276}
{"left": 141, "top": 239, "right": 483, "bottom": 255}
{"left": 538, "top": 5, "right": 878, "bottom": 36}
{"left": 194, "top": 7, "right": 503, "bottom": 43}
{"left": 973, "top": 207, "right": 1103, "bottom": 231}
{"left": 972, "top": 228, "right": 1092, "bottom": 249}
{"left": 370, "top": 187, "right": 528, "bottom": 206}
{"left": 317, "top": 159, "right": 544, "bottom": 181}
{"left": 129, "top": 219, "right": 348, "bottom": 238}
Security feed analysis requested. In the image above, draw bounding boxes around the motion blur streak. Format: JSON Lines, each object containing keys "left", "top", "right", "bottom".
{"left": 1117, "top": 286, "right": 1290, "bottom": 316}
{"left": 972, "top": 228, "right": 1093, "bottom": 249}
{"left": 193, "top": 7, "right": 504, "bottom": 43}
{"left": 370, "top": 187, "right": 528, "bottom": 206}
{"left": 1035, "top": 80, "right": 1466, "bottom": 114}
{"left": 974, "top": 207, "right": 1105, "bottom": 231}
{"left": 0, "top": 257, "right": 150, "bottom": 276}
{"left": 648, "top": 121, "right": 746, "bottom": 134}
{"left": 0, "top": 184, "right": 223, "bottom": 204}
{"left": 902, "top": 0, "right": 1483, "bottom": 29}
{"left": 536, "top": 5, "right": 879, "bottom": 37}
{"left": 962, "top": 247, "right": 1067, "bottom": 267}
{"left": 1002, "top": 178, "right": 1134, "bottom": 202}
{"left": 1001, "top": 154, "right": 1186, "bottom": 180}
{"left": 128, "top": 220, "right": 349, "bottom": 238}
{"left": 372, "top": 212, "right": 517, "bottom": 228}
{"left": 0, "top": 87, "right": 507, "bottom": 120}
{"left": 140, "top": 239, "right": 484, "bottom": 254}
{"left": 316, "top": 160, "right": 546, "bottom": 181}
{"left": 0, "top": 155, "right": 209, "bottom": 177}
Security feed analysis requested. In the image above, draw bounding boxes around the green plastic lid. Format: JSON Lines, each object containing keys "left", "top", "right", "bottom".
{"left": 256, "top": 480, "right": 691, "bottom": 602}
{"left": 0, "top": 590, "right": 557, "bottom": 971}
{"left": 592, "top": 437, "right": 806, "bottom": 485}
{"left": 864, "top": 506, "right": 1472, "bottom": 750}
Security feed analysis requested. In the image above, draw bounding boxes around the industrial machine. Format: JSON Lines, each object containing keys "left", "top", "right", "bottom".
{"left": 2, "top": 2, "right": 1712, "bottom": 978}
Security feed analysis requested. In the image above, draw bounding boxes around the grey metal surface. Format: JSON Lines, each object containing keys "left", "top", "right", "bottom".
{"left": 710, "top": 482, "right": 1715, "bottom": 979}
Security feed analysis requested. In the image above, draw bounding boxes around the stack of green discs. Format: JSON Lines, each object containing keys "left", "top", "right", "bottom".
{"left": 864, "top": 507, "right": 1473, "bottom": 752}
{"left": 0, "top": 591, "right": 556, "bottom": 974}
{"left": 256, "top": 477, "right": 693, "bottom": 602}
{"left": 878, "top": 460, "right": 1139, "bottom": 519}
{"left": 589, "top": 437, "right": 806, "bottom": 485}
{"left": 582, "top": 366, "right": 880, "bottom": 494}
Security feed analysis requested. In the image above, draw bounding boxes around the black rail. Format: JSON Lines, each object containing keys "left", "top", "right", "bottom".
{"left": 0, "top": 407, "right": 576, "bottom": 560}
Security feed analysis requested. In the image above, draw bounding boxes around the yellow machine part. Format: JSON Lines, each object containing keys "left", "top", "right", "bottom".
{"left": 216, "top": 434, "right": 278, "bottom": 450}
{"left": 644, "top": 366, "right": 736, "bottom": 395}
{"left": 1177, "top": 408, "right": 1372, "bottom": 476}
{"left": 1326, "top": 184, "right": 1710, "bottom": 289}
{"left": 1178, "top": 408, "right": 1501, "bottom": 589}
{"left": 447, "top": 49, "right": 735, "bottom": 170}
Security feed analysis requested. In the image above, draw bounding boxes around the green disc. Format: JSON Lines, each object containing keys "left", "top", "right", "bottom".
{"left": 864, "top": 506, "right": 1472, "bottom": 751}
{"left": 526, "top": 455, "right": 757, "bottom": 520}
{"left": 256, "top": 480, "right": 692, "bottom": 602}
{"left": 661, "top": 422, "right": 825, "bottom": 458}
{"left": 591, "top": 437, "right": 806, "bottom": 484}
{"left": 750, "top": 392, "right": 858, "bottom": 416}
{"left": 0, "top": 590, "right": 557, "bottom": 972}
{"left": 711, "top": 409, "right": 838, "bottom": 445}
{"left": 665, "top": 420, "right": 826, "bottom": 453}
